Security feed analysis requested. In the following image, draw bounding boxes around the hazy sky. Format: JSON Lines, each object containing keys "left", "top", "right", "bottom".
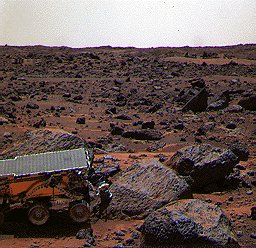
{"left": 0, "top": 0, "right": 255, "bottom": 47}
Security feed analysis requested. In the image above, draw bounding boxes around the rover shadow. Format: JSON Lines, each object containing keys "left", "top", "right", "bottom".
{"left": 0, "top": 208, "right": 91, "bottom": 238}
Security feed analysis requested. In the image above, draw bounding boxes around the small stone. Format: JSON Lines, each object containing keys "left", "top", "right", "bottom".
{"left": 63, "top": 93, "right": 71, "bottom": 98}
{"left": 236, "top": 231, "right": 243, "bottom": 237}
{"left": 115, "top": 231, "right": 125, "bottom": 237}
{"left": 226, "top": 122, "right": 237, "bottom": 129}
{"left": 73, "top": 95, "right": 83, "bottom": 101}
{"left": 173, "top": 123, "right": 184, "bottom": 130}
{"left": 246, "top": 190, "right": 253, "bottom": 195}
{"left": 125, "top": 238, "right": 135, "bottom": 245}
{"left": 76, "top": 117, "right": 86, "bottom": 124}
{"left": 3, "top": 132, "right": 12, "bottom": 138}
{"left": 26, "top": 102, "right": 39, "bottom": 109}
{"left": 131, "top": 231, "right": 140, "bottom": 239}
{"left": 29, "top": 244, "right": 40, "bottom": 248}
{"left": 250, "top": 233, "right": 256, "bottom": 239}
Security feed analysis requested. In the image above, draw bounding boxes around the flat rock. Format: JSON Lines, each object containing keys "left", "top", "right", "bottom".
{"left": 107, "top": 160, "right": 192, "bottom": 218}
{"left": 121, "top": 130, "right": 162, "bottom": 140}
{"left": 0, "top": 129, "right": 89, "bottom": 159}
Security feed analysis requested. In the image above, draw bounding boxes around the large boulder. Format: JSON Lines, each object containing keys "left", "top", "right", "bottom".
{"left": 182, "top": 88, "right": 208, "bottom": 112}
{"left": 0, "top": 129, "right": 89, "bottom": 159}
{"left": 121, "top": 129, "right": 162, "bottom": 140}
{"left": 107, "top": 160, "right": 192, "bottom": 218}
{"left": 167, "top": 144, "right": 239, "bottom": 190}
{"left": 238, "top": 94, "right": 256, "bottom": 111}
{"left": 141, "top": 199, "right": 239, "bottom": 247}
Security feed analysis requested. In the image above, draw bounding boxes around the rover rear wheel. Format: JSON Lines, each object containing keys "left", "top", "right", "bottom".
{"left": 69, "top": 202, "right": 90, "bottom": 223}
{"left": 28, "top": 203, "right": 49, "bottom": 225}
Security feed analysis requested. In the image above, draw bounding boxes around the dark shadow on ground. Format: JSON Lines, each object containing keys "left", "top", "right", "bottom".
{"left": 0, "top": 208, "right": 91, "bottom": 238}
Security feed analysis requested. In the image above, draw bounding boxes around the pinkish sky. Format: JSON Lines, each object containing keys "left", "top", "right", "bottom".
{"left": 0, "top": 0, "right": 255, "bottom": 47}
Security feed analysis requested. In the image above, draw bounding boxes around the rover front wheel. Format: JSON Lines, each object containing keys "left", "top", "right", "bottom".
{"left": 28, "top": 204, "right": 49, "bottom": 226}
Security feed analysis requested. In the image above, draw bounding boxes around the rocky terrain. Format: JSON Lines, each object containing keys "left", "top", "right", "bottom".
{"left": 0, "top": 44, "right": 255, "bottom": 247}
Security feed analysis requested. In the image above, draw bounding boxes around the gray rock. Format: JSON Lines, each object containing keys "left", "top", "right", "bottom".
{"left": 0, "top": 129, "right": 91, "bottom": 159}
{"left": 26, "top": 102, "right": 39, "bottom": 109}
{"left": 107, "top": 160, "right": 191, "bottom": 218}
{"left": 167, "top": 144, "right": 239, "bottom": 190}
{"left": 141, "top": 199, "right": 239, "bottom": 247}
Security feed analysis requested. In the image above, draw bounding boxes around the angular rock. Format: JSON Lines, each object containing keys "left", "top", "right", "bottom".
{"left": 228, "top": 142, "right": 249, "bottom": 161}
{"left": 105, "top": 107, "right": 117, "bottom": 114}
{"left": 107, "top": 160, "right": 192, "bottom": 218}
{"left": 238, "top": 95, "right": 256, "bottom": 111}
{"left": 141, "top": 121, "right": 155, "bottom": 129}
{"left": 141, "top": 199, "right": 239, "bottom": 247}
{"left": 167, "top": 144, "right": 239, "bottom": 190}
{"left": 122, "top": 130, "right": 162, "bottom": 140}
{"left": 182, "top": 88, "right": 208, "bottom": 112}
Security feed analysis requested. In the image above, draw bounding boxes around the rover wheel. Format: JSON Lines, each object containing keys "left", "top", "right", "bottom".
{"left": 28, "top": 204, "right": 49, "bottom": 225}
{"left": 69, "top": 202, "right": 90, "bottom": 223}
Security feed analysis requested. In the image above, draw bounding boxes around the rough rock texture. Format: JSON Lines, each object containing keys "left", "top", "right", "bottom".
{"left": 107, "top": 160, "right": 192, "bottom": 218}
{"left": 228, "top": 142, "right": 249, "bottom": 161}
{"left": 167, "top": 144, "right": 239, "bottom": 190}
{"left": 141, "top": 199, "right": 239, "bottom": 247}
{"left": 0, "top": 129, "right": 88, "bottom": 159}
